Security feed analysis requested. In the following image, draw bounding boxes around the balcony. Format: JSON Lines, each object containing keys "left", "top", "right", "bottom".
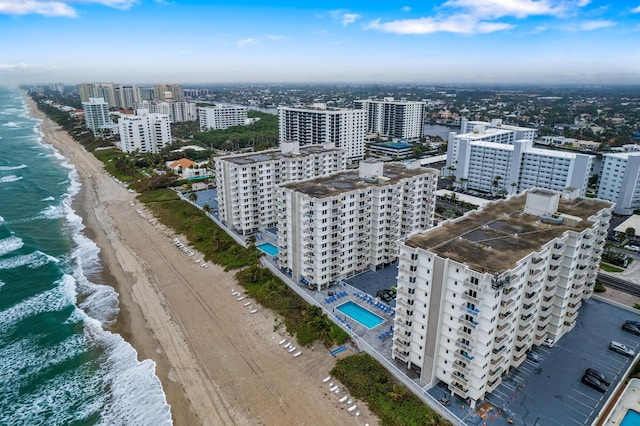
{"left": 464, "top": 278, "right": 482, "bottom": 290}
{"left": 538, "top": 314, "right": 551, "bottom": 327}
{"left": 489, "top": 366, "right": 503, "bottom": 380}
{"left": 465, "top": 305, "right": 480, "bottom": 316}
{"left": 501, "top": 297, "right": 516, "bottom": 309}
{"left": 455, "top": 351, "right": 475, "bottom": 362}
{"left": 499, "top": 311, "right": 513, "bottom": 326}
{"left": 456, "top": 340, "right": 473, "bottom": 353}
{"left": 543, "top": 285, "right": 557, "bottom": 298}
{"left": 503, "top": 286, "right": 516, "bottom": 296}
{"left": 462, "top": 292, "right": 480, "bottom": 304}
{"left": 393, "top": 350, "right": 409, "bottom": 363}
{"left": 494, "top": 333, "right": 508, "bottom": 345}
{"left": 567, "top": 301, "right": 581, "bottom": 314}
{"left": 457, "top": 327, "right": 474, "bottom": 341}
{"left": 525, "top": 291, "right": 537, "bottom": 300}
{"left": 451, "top": 373, "right": 469, "bottom": 387}
{"left": 453, "top": 361, "right": 470, "bottom": 374}
{"left": 491, "top": 354, "right": 505, "bottom": 366}
{"left": 393, "top": 337, "right": 410, "bottom": 349}
{"left": 487, "top": 377, "right": 502, "bottom": 392}
{"left": 492, "top": 345, "right": 507, "bottom": 356}
{"left": 522, "top": 302, "right": 536, "bottom": 316}
{"left": 458, "top": 318, "right": 479, "bottom": 329}
{"left": 513, "top": 352, "right": 526, "bottom": 364}
{"left": 518, "top": 322, "right": 533, "bottom": 334}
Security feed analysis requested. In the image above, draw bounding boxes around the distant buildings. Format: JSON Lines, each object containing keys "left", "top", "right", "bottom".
{"left": 77, "top": 82, "right": 184, "bottom": 108}
{"left": 278, "top": 104, "right": 366, "bottom": 161}
{"left": 199, "top": 105, "right": 248, "bottom": 131}
{"left": 118, "top": 111, "right": 172, "bottom": 153}
{"left": 136, "top": 101, "right": 197, "bottom": 123}
{"left": 276, "top": 161, "right": 438, "bottom": 291}
{"left": 446, "top": 121, "right": 592, "bottom": 196}
{"left": 354, "top": 98, "right": 426, "bottom": 141}
{"left": 597, "top": 152, "right": 640, "bottom": 215}
{"left": 82, "top": 97, "right": 114, "bottom": 135}
{"left": 214, "top": 142, "right": 347, "bottom": 235}
{"left": 393, "top": 189, "right": 613, "bottom": 407}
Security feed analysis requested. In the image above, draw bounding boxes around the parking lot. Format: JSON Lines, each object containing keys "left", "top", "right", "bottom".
{"left": 484, "top": 297, "right": 640, "bottom": 425}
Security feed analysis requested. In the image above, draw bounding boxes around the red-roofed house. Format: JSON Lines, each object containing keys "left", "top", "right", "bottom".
{"left": 167, "top": 158, "right": 208, "bottom": 178}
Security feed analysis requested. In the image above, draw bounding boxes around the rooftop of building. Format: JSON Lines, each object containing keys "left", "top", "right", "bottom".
{"left": 281, "top": 162, "right": 437, "bottom": 198}
{"left": 218, "top": 145, "right": 343, "bottom": 165}
{"left": 405, "top": 191, "right": 612, "bottom": 274}
{"left": 603, "top": 151, "right": 640, "bottom": 160}
{"left": 455, "top": 127, "right": 515, "bottom": 140}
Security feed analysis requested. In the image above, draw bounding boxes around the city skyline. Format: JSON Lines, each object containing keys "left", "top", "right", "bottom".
{"left": 1, "top": 0, "right": 639, "bottom": 86}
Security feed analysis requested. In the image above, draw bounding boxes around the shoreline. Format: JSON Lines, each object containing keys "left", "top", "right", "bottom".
{"left": 26, "top": 96, "right": 378, "bottom": 426}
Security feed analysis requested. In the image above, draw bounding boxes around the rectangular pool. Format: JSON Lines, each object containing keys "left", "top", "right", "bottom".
{"left": 336, "top": 301, "right": 384, "bottom": 329}
{"left": 257, "top": 243, "right": 279, "bottom": 256}
{"left": 622, "top": 409, "right": 640, "bottom": 426}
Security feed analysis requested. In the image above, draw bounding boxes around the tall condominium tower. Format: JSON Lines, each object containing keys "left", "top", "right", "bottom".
{"left": 597, "top": 152, "right": 640, "bottom": 215}
{"left": 198, "top": 105, "right": 247, "bottom": 131}
{"left": 354, "top": 97, "right": 426, "bottom": 140}
{"left": 82, "top": 97, "right": 112, "bottom": 134}
{"left": 278, "top": 104, "right": 366, "bottom": 162}
{"left": 118, "top": 112, "right": 172, "bottom": 153}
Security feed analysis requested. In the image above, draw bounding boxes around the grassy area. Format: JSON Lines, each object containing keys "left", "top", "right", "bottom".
{"left": 138, "top": 189, "right": 260, "bottom": 270}
{"left": 331, "top": 354, "right": 451, "bottom": 426}
{"left": 236, "top": 265, "right": 349, "bottom": 347}
{"left": 92, "top": 148, "right": 143, "bottom": 183}
{"left": 599, "top": 263, "right": 624, "bottom": 273}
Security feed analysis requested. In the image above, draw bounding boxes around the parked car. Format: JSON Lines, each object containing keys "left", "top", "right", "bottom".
{"left": 624, "top": 245, "right": 640, "bottom": 253}
{"left": 610, "top": 341, "right": 636, "bottom": 357}
{"left": 623, "top": 322, "right": 640, "bottom": 336}
{"left": 526, "top": 352, "right": 541, "bottom": 362}
{"left": 584, "top": 368, "right": 611, "bottom": 386}
{"left": 581, "top": 374, "right": 608, "bottom": 393}
{"left": 543, "top": 338, "right": 555, "bottom": 348}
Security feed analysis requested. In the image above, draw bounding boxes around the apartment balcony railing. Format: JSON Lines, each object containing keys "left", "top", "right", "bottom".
{"left": 456, "top": 340, "right": 473, "bottom": 353}
{"left": 462, "top": 292, "right": 480, "bottom": 305}
{"left": 458, "top": 318, "right": 479, "bottom": 329}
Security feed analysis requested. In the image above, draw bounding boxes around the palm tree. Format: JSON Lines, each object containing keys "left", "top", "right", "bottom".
{"left": 202, "top": 204, "right": 212, "bottom": 216}
{"left": 492, "top": 175, "right": 503, "bottom": 196}
{"left": 510, "top": 181, "right": 518, "bottom": 195}
{"left": 387, "top": 384, "right": 408, "bottom": 402}
{"left": 188, "top": 192, "right": 198, "bottom": 204}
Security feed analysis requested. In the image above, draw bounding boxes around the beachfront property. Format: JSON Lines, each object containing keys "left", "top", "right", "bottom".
{"left": 596, "top": 152, "right": 640, "bottom": 215}
{"left": 198, "top": 105, "right": 248, "bottom": 131}
{"left": 82, "top": 97, "right": 116, "bottom": 135}
{"left": 392, "top": 188, "right": 613, "bottom": 407}
{"left": 118, "top": 111, "right": 172, "bottom": 153}
{"left": 215, "top": 141, "right": 347, "bottom": 235}
{"left": 276, "top": 160, "right": 438, "bottom": 291}
{"left": 277, "top": 104, "right": 367, "bottom": 162}
{"left": 353, "top": 97, "right": 426, "bottom": 141}
{"left": 446, "top": 129, "right": 593, "bottom": 196}
{"left": 135, "top": 100, "right": 197, "bottom": 123}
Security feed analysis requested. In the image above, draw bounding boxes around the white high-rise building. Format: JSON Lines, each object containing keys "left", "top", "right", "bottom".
{"left": 353, "top": 97, "right": 426, "bottom": 140}
{"left": 393, "top": 189, "right": 613, "bottom": 407}
{"left": 82, "top": 97, "right": 112, "bottom": 134}
{"left": 136, "top": 101, "right": 197, "bottom": 123}
{"left": 215, "top": 142, "right": 347, "bottom": 235}
{"left": 153, "top": 84, "right": 184, "bottom": 102}
{"left": 114, "top": 85, "right": 141, "bottom": 110}
{"left": 597, "top": 152, "right": 640, "bottom": 215}
{"left": 448, "top": 132, "right": 593, "bottom": 196}
{"left": 276, "top": 161, "right": 438, "bottom": 291}
{"left": 460, "top": 118, "right": 537, "bottom": 142}
{"left": 278, "top": 105, "right": 366, "bottom": 161}
{"left": 199, "top": 105, "right": 248, "bottom": 131}
{"left": 119, "top": 112, "right": 172, "bottom": 153}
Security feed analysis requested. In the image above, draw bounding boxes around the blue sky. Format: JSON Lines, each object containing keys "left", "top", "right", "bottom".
{"left": 1, "top": 0, "right": 639, "bottom": 85}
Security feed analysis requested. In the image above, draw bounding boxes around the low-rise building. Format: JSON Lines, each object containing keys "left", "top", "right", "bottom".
{"left": 276, "top": 161, "right": 438, "bottom": 291}
{"left": 392, "top": 189, "right": 613, "bottom": 407}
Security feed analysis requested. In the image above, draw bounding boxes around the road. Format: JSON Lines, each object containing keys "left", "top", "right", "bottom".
{"left": 598, "top": 273, "right": 640, "bottom": 297}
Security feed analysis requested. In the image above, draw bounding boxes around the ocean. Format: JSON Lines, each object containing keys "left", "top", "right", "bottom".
{"left": 0, "top": 87, "right": 172, "bottom": 425}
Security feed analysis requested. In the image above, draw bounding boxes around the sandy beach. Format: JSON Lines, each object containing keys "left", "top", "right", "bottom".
{"left": 27, "top": 98, "right": 378, "bottom": 426}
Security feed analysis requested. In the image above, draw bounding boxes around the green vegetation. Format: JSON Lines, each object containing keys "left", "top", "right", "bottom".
{"left": 332, "top": 354, "right": 451, "bottom": 426}
{"left": 594, "top": 280, "right": 607, "bottom": 293}
{"left": 193, "top": 111, "right": 278, "bottom": 152}
{"left": 93, "top": 148, "right": 145, "bottom": 183}
{"left": 634, "top": 304, "right": 640, "bottom": 311}
{"left": 236, "top": 266, "right": 349, "bottom": 347}
{"left": 599, "top": 263, "right": 624, "bottom": 273}
{"left": 138, "top": 189, "right": 260, "bottom": 270}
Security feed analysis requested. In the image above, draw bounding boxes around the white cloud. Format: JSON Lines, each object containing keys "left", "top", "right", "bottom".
{"left": 577, "top": 19, "right": 615, "bottom": 30}
{"left": 265, "top": 34, "right": 286, "bottom": 41}
{"left": 368, "top": 0, "right": 593, "bottom": 35}
{"left": 330, "top": 9, "right": 360, "bottom": 26}
{"left": 401, "top": 6, "right": 411, "bottom": 12}
{"left": 367, "top": 14, "right": 514, "bottom": 34}
{"left": 0, "top": 0, "right": 137, "bottom": 17}
{"left": 631, "top": 5, "right": 640, "bottom": 13}
{"left": 0, "top": 63, "right": 55, "bottom": 72}
{"left": 235, "top": 38, "right": 258, "bottom": 48}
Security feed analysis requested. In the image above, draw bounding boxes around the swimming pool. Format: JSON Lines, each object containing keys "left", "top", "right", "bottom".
{"left": 336, "top": 301, "right": 384, "bottom": 329}
{"left": 621, "top": 409, "right": 640, "bottom": 426}
{"left": 257, "top": 243, "right": 279, "bottom": 256}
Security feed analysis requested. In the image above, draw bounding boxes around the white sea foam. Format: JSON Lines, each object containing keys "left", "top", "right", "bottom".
{"left": 39, "top": 204, "right": 65, "bottom": 219}
{"left": 0, "top": 175, "right": 23, "bottom": 183}
{"left": 0, "top": 216, "right": 3, "bottom": 223}
{"left": 0, "top": 274, "right": 75, "bottom": 334}
{"left": 0, "top": 235, "right": 24, "bottom": 257}
{"left": 1, "top": 121, "right": 19, "bottom": 127}
{"left": 0, "top": 251, "right": 55, "bottom": 270}
{"left": 41, "top": 196, "right": 55, "bottom": 201}
{"left": 0, "top": 279, "right": 4, "bottom": 291}
{"left": 0, "top": 164, "right": 26, "bottom": 171}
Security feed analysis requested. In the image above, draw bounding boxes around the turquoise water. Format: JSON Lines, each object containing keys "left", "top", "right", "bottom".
{"left": 0, "top": 88, "right": 172, "bottom": 425}
{"left": 622, "top": 409, "right": 640, "bottom": 426}
{"left": 257, "top": 242, "right": 279, "bottom": 256}
{"left": 336, "top": 301, "right": 384, "bottom": 329}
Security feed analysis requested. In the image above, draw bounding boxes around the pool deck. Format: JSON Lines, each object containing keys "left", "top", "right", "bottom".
{"left": 603, "top": 379, "right": 640, "bottom": 425}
